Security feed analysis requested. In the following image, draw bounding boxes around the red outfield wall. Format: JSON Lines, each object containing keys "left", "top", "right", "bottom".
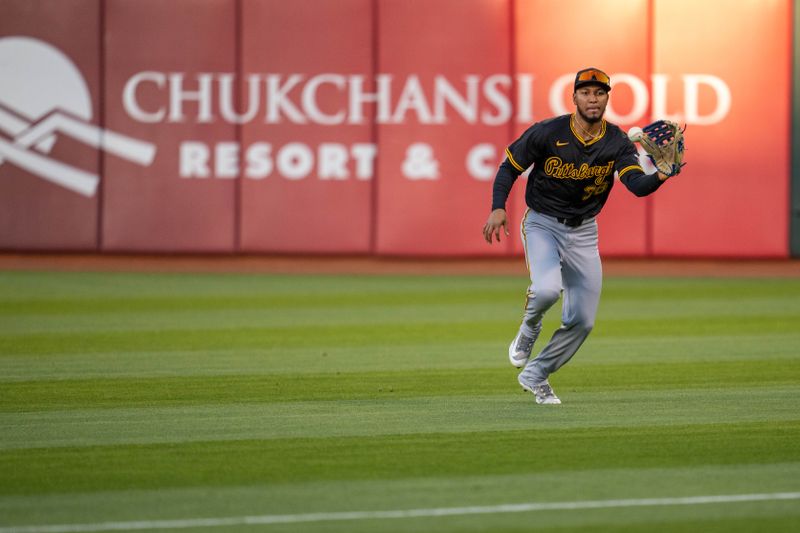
{"left": 0, "top": 0, "right": 792, "bottom": 257}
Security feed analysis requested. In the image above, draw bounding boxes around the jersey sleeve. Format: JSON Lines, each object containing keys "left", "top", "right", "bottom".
{"left": 615, "top": 136, "right": 665, "bottom": 197}
{"left": 491, "top": 124, "right": 543, "bottom": 211}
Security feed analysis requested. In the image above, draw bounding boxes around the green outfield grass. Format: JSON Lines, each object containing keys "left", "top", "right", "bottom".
{"left": 0, "top": 270, "right": 799, "bottom": 532}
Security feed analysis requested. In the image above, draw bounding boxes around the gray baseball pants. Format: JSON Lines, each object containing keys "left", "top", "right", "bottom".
{"left": 517, "top": 209, "right": 603, "bottom": 385}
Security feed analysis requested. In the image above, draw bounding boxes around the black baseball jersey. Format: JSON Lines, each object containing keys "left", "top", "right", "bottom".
{"left": 491, "top": 114, "right": 664, "bottom": 219}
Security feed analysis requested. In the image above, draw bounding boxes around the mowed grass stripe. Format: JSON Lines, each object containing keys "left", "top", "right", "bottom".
{"left": 2, "top": 333, "right": 799, "bottom": 383}
{"left": 2, "top": 293, "right": 797, "bottom": 331}
{"left": 0, "top": 290, "right": 520, "bottom": 315}
{"left": 2, "top": 359, "right": 799, "bottom": 410}
{"left": 0, "top": 464, "right": 795, "bottom": 523}
{"left": 3, "top": 388, "right": 798, "bottom": 450}
{"left": 2, "top": 314, "right": 800, "bottom": 356}
{"left": 0, "top": 322, "right": 504, "bottom": 356}
{"left": 1, "top": 421, "right": 798, "bottom": 495}
{"left": 3, "top": 464, "right": 798, "bottom": 529}
{"left": 1, "top": 271, "right": 797, "bottom": 303}
{"left": 4, "top": 493, "right": 800, "bottom": 533}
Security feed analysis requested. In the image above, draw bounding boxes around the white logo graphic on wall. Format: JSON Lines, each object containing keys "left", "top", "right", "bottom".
{"left": 0, "top": 37, "right": 155, "bottom": 197}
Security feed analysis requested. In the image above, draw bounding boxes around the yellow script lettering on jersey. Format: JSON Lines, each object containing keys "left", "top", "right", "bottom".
{"left": 543, "top": 157, "right": 614, "bottom": 181}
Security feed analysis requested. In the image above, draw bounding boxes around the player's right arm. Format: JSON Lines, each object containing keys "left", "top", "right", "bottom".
{"left": 484, "top": 157, "right": 521, "bottom": 244}
{"left": 483, "top": 208, "right": 508, "bottom": 243}
{"left": 484, "top": 125, "right": 541, "bottom": 244}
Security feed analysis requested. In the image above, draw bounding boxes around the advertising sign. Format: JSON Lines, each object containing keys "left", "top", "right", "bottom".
{"left": 0, "top": 0, "right": 791, "bottom": 258}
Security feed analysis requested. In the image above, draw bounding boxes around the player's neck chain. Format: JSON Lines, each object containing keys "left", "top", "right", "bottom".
{"left": 572, "top": 114, "right": 602, "bottom": 141}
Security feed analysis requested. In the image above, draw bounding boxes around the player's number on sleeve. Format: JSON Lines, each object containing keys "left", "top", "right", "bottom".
{"left": 582, "top": 181, "right": 609, "bottom": 201}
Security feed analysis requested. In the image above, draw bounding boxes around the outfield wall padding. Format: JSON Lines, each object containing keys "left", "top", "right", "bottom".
{"left": 0, "top": 0, "right": 793, "bottom": 257}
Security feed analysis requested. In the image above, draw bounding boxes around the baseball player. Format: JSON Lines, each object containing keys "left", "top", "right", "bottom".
{"left": 482, "top": 67, "right": 681, "bottom": 405}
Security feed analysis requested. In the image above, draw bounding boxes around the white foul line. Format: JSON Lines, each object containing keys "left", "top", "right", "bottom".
{"left": 1, "top": 492, "right": 798, "bottom": 533}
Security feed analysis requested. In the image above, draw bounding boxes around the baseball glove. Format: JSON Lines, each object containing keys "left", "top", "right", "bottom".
{"left": 631, "top": 120, "right": 686, "bottom": 177}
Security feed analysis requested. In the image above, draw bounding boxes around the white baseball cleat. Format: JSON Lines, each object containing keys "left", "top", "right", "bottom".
{"left": 518, "top": 375, "right": 561, "bottom": 405}
{"left": 508, "top": 330, "right": 535, "bottom": 368}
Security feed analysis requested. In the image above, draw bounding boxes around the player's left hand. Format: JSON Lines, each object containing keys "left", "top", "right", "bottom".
{"left": 631, "top": 120, "right": 686, "bottom": 178}
{"left": 483, "top": 209, "right": 509, "bottom": 244}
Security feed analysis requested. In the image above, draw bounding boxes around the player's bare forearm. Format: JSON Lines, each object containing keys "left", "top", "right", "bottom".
{"left": 483, "top": 208, "right": 509, "bottom": 244}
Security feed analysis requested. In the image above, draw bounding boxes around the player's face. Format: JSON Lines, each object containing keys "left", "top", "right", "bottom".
{"left": 573, "top": 85, "right": 609, "bottom": 124}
